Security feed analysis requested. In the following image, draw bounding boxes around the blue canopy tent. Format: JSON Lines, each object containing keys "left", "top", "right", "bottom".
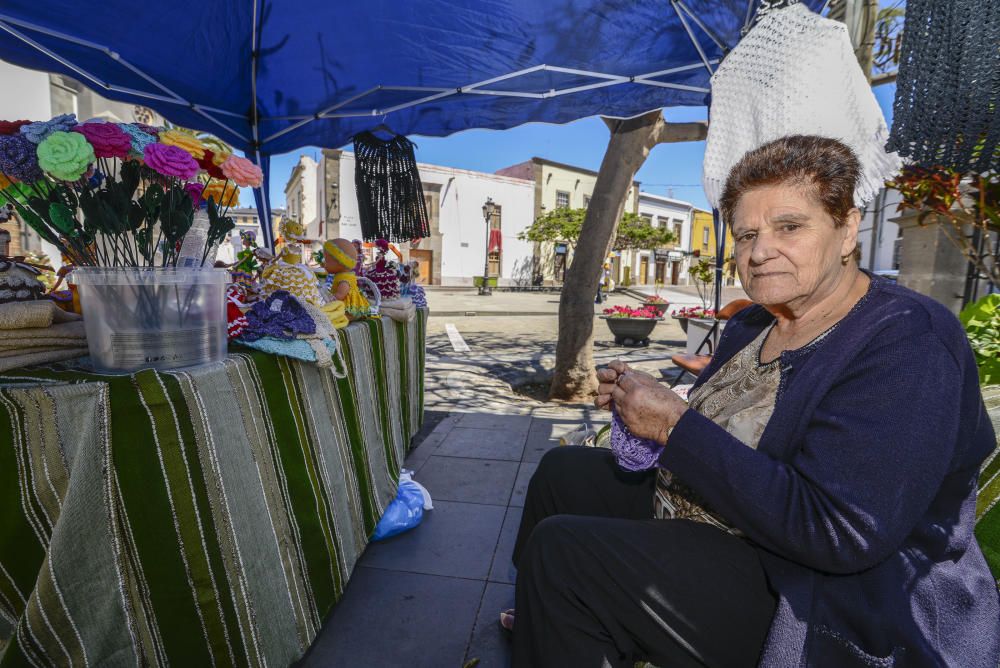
{"left": 0, "top": 0, "right": 825, "bottom": 292}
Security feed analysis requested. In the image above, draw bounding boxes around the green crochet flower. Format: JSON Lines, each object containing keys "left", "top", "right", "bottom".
{"left": 37, "top": 131, "right": 94, "bottom": 181}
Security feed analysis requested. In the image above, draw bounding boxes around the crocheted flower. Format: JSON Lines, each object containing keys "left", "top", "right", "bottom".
{"left": 36, "top": 131, "right": 95, "bottom": 181}
{"left": 198, "top": 149, "right": 227, "bottom": 180}
{"left": 72, "top": 122, "right": 131, "bottom": 160}
{"left": 158, "top": 129, "right": 206, "bottom": 160}
{"left": 0, "top": 134, "right": 43, "bottom": 182}
{"left": 118, "top": 124, "right": 157, "bottom": 157}
{"left": 202, "top": 179, "right": 239, "bottom": 207}
{"left": 20, "top": 113, "right": 77, "bottom": 144}
{"left": 134, "top": 123, "right": 160, "bottom": 136}
{"left": 143, "top": 143, "right": 198, "bottom": 180}
{"left": 220, "top": 154, "right": 263, "bottom": 188}
{"left": 0, "top": 121, "right": 29, "bottom": 136}
{"left": 184, "top": 182, "right": 204, "bottom": 208}
{"left": 0, "top": 173, "right": 14, "bottom": 190}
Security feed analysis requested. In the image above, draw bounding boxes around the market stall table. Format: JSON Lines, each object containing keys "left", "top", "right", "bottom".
{"left": 0, "top": 311, "right": 425, "bottom": 666}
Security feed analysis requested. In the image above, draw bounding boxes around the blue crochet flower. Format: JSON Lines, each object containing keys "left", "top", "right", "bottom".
{"left": 119, "top": 124, "right": 157, "bottom": 156}
{"left": 0, "top": 135, "right": 43, "bottom": 182}
{"left": 19, "top": 113, "right": 77, "bottom": 145}
{"left": 241, "top": 290, "right": 316, "bottom": 342}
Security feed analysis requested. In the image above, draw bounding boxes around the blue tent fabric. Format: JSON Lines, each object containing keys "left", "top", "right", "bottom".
{"left": 0, "top": 0, "right": 825, "bottom": 248}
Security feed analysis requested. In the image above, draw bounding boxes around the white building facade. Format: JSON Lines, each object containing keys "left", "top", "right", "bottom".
{"left": 857, "top": 186, "right": 902, "bottom": 275}
{"left": 631, "top": 192, "right": 694, "bottom": 286}
{"left": 287, "top": 150, "right": 536, "bottom": 286}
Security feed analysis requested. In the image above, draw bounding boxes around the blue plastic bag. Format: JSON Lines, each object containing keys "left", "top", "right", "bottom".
{"left": 371, "top": 470, "right": 433, "bottom": 541}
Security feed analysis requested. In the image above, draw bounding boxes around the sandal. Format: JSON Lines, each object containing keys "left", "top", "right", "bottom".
{"left": 499, "top": 608, "right": 515, "bottom": 634}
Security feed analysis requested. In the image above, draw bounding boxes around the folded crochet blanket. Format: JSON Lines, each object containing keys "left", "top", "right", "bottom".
{"left": 0, "top": 300, "right": 81, "bottom": 330}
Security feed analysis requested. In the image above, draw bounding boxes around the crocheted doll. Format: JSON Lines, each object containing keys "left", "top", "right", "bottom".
{"left": 366, "top": 239, "right": 400, "bottom": 300}
{"left": 322, "top": 238, "right": 370, "bottom": 320}
{"left": 403, "top": 260, "right": 428, "bottom": 309}
{"left": 260, "top": 219, "right": 323, "bottom": 306}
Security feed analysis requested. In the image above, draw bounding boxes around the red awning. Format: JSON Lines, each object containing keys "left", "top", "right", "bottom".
{"left": 488, "top": 229, "right": 503, "bottom": 253}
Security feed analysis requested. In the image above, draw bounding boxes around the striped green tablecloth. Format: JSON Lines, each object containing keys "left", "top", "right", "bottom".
{"left": 0, "top": 311, "right": 426, "bottom": 667}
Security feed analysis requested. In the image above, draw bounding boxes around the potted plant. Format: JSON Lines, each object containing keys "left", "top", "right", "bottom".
{"left": 643, "top": 283, "right": 670, "bottom": 316}
{"left": 669, "top": 305, "right": 716, "bottom": 334}
{"left": 600, "top": 304, "right": 663, "bottom": 347}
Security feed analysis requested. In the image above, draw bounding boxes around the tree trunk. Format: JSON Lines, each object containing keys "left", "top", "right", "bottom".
{"left": 548, "top": 112, "right": 707, "bottom": 401}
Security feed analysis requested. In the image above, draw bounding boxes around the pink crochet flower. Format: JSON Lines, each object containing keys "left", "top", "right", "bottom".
{"left": 72, "top": 122, "right": 131, "bottom": 159}
{"left": 184, "top": 182, "right": 204, "bottom": 208}
{"left": 220, "top": 154, "right": 263, "bottom": 188}
{"left": 143, "top": 143, "right": 198, "bottom": 180}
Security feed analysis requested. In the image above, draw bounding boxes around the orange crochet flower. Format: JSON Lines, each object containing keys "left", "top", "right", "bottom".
{"left": 202, "top": 179, "right": 239, "bottom": 207}
{"left": 158, "top": 129, "right": 206, "bottom": 160}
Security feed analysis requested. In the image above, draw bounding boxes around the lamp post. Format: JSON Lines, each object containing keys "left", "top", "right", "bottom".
{"left": 480, "top": 197, "right": 496, "bottom": 296}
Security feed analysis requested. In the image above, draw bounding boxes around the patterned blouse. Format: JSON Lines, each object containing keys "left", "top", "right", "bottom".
{"left": 654, "top": 325, "right": 782, "bottom": 533}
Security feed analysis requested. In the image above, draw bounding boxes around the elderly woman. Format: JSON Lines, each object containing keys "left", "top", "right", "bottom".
{"left": 508, "top": 136, "right": 1000, "bottom": 667}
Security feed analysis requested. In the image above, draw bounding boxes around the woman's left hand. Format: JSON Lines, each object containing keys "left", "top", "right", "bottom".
{"left": 596, "top": 361, "right": 688, "bottom": 446}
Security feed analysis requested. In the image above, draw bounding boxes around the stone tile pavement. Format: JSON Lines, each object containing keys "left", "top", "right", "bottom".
{"left": 300, "top": 409, "right": 610, "bottom": 668}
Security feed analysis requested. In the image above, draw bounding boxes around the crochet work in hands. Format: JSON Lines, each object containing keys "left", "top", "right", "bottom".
{"left": 702, "top": 3, "right": 901, "bottom": 209}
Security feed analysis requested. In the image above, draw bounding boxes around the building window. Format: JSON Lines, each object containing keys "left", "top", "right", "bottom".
{"left": 640, "top": 214, "right": 653, "bottom": 226}
{"left": 892, "top": 233, "right": 902, "bottom": 270}
{"left": 583, "top": 195, "right": 591, "bottom": 208}
{"left": 556, "top": 191, "right": 570, "bottom": 209}
{"left": 702, "top": 227, "right": 710, "bottom": 252}
{"left": 673, "top": 223, "right": 683, "bottom": 247}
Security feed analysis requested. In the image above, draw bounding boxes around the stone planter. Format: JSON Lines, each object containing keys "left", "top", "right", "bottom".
{"left": 893, "top": 209, "right": 972, "bottom": 315}
{"left": 671, "top": 314, "right": 690, "bottom": 334}
{"left": 601, "top": 316, "right": 661, "bottom": 347}
{"left": 643, "top": 301, "right": 669, "bottom": 316}
{"left": 685, "top": 317, "right": 725, "bottom": 355}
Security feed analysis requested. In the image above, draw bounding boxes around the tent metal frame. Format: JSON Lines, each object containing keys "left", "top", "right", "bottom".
{"left": 0, "top": 0, "right": 786, "bottom": 251}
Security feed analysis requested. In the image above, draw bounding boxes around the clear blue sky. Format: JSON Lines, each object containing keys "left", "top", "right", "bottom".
{"left": 247, "top": 83, "right": 897, "bottom": 212}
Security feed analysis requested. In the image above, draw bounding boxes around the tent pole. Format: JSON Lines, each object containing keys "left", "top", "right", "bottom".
{"left": 713, "top": 208, "right": 724, "bottom": 313}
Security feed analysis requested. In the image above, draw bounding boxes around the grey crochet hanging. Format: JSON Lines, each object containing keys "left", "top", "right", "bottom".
{"left": 353, "top": 130, "right": 431, "bottom": 242}
{"left": 887, "top": 0, "right": 1000, "bottom": 172}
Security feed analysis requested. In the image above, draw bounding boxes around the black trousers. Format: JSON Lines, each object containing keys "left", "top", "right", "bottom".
{"left": 511, "top": 446, "right": 777, "bottom": 668}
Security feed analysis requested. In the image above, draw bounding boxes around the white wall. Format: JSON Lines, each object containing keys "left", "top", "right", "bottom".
{"left": 858, "top": 187, "right": 901, "bottom": 273}
{"left": 335, "top": 154, "right": 535, "bottom": 285}
{"left": 284, "top": 156, "right": 320, "bottom": 238}
{"left": 0, "top": 61, "right": 51, "bottom": 120}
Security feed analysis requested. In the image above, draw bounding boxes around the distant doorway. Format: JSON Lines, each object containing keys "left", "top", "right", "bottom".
{"left": 411, "top": 249, "right": 433, "bottom": 285}
{"left": 671, "top": 260, "right": 680, "bottom": 285}
{"left": 655, "top": 258, "right": 667, "bottom": 285}
{"left": 639, "top": 256, "right": 649, "bottom": 285}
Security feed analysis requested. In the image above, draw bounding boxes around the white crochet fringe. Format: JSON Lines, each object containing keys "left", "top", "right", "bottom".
{"left": 702, "top": 3, "right": 902, "bottom": 210}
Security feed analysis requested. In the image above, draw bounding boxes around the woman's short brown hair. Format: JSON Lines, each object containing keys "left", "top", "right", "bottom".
{"left": 719, "top": 135, "right": 860, "bottom": 228}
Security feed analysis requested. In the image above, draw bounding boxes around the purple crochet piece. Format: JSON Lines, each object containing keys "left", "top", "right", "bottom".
{"left": 610, "top": 409, "right": 663, "bottom": 471}
{"left": 241, "top": 290, "right": 316, "bottom": 342}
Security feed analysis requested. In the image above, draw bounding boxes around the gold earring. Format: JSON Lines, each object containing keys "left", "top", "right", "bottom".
{"left": 841, "top": 254, "right": 850, "bottom": 265}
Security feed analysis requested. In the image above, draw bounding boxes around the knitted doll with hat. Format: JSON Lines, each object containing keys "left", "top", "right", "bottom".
{"left": 260, "top": 219, "right": 323, "bottom": 306}
{"left": 366, "top": 239, "right": 400, "bottom": 300}
{"left": 323, "top": 238, "right": 370, "bottom": 321}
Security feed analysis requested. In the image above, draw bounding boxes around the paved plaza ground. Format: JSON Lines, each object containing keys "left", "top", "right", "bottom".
{"left": 301, "top": 287, "right": 747, "bottom": 667}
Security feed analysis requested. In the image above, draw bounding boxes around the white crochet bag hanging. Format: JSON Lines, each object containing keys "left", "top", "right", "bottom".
{"left": 702, "top": 3, "right": 901, "bottom": 210}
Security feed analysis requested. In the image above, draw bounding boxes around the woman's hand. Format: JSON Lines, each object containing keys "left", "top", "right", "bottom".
{"left": 596, "top": 360, "right": 688, "bottom": 446}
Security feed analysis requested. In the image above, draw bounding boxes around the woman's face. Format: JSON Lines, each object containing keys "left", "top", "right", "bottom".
{"left": 732, "top": 182, "right": 859, "bottom": 311}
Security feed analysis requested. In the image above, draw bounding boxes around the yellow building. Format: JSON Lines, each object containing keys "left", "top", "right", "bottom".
{"left": 691, "top": 208, "right": 739, "bottom": 285}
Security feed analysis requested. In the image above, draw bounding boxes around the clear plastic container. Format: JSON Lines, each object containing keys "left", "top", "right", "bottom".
{"left": 69, "top": 267, "right": 228, "bottom": 373}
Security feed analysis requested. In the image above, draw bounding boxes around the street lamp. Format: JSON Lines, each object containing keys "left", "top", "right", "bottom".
{"left": 480, "top": 197, "right": 496, "bottom": 296}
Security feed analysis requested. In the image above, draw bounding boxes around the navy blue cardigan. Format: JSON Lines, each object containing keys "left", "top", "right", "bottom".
{"left": 660, "top": 275, "right": 1000, "bottom": 667}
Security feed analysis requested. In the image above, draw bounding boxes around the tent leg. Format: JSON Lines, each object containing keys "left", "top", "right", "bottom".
{"left": 251, "top": 152, "right": 274, "bottom": 251}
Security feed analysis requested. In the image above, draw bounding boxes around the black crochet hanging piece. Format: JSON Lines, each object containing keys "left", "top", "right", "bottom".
{"left": 352, "top": 130, "right": 431, "bottom": 242}
{"left": 886, "top": 0, "right": 1000, "bottom": 172}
